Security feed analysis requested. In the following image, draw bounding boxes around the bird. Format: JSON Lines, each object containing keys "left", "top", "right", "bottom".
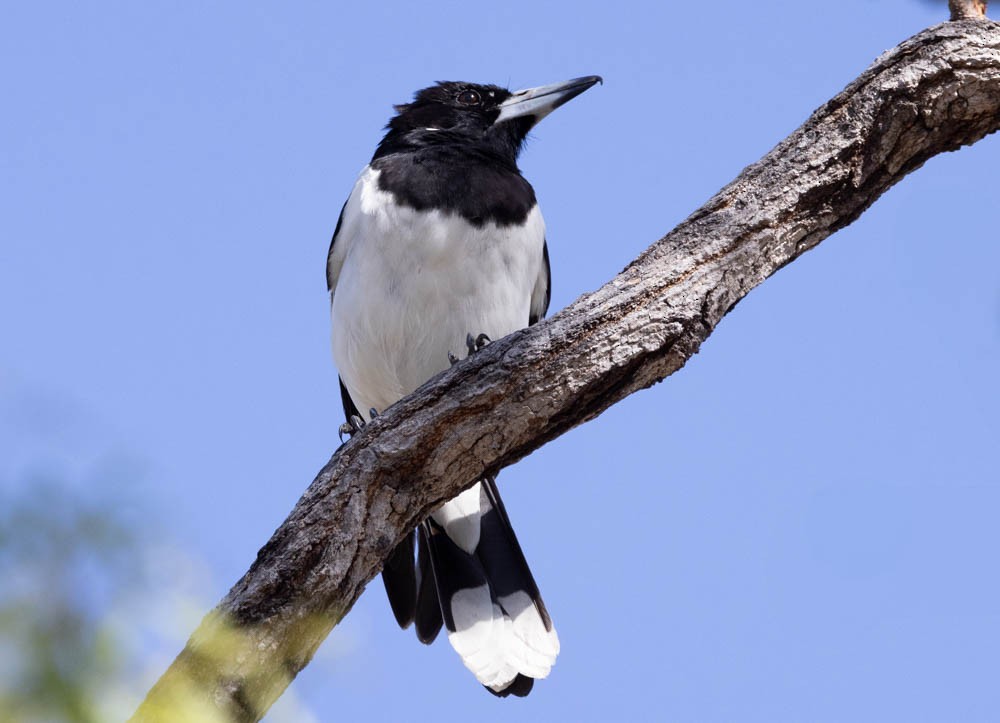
{"left": 326, "top": 75, "right": 601, "bottom": 697}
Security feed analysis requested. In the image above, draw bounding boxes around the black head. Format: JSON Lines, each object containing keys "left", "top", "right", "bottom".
{"left": 373, "top": 76, "right": 602, "bottom": 165}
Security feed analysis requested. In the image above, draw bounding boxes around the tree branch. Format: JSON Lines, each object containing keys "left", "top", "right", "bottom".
{"left": 950, "top": 0, "right": 988, "bottom": 21}
{"left": 132, "top": 17, "right": 1000, "bottom": 723}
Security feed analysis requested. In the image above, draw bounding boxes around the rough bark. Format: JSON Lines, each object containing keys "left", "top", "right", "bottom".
{"left": 133, "top": 17, "right": 1000, "bottom": 723}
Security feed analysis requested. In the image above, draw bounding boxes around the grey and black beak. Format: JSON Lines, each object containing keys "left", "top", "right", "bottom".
{"left": 495, "top": 75, "right": 602, "bottom": 125}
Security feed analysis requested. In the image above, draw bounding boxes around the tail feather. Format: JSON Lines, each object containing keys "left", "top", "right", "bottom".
{"left": 353, "top": 374, "right": 557, "bottom": 693}
{"left": 381, "top": 532, "right": 417, "bottom": 628}
{"left": 476, "top": 478, "right": 559, "bottom": 678}
{"left": 480, "top": 476, "right": 553, "bottom": 630}
{"left": 485, "top": 674, "right": 534, "bottom": 698}
{"left": 414, "top": 524, "right": 443, "bottom": 644}
{"left": 422, "top": 478, "right": 559, "bottom": 695}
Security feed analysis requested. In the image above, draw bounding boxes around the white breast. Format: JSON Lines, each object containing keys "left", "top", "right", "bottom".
{"left": 330, "top": 165, "right": 546, "bottom": 417}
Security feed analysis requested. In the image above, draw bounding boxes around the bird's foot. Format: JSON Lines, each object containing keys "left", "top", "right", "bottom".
{"left": 448, "top": 333, "right": 492, "bottom": 366}
{"left": 338, "top": 409, "right": 380, "bottom": 442}
{"left": 466, "top": 332, "right": 492, "bottom": 355}
{"left": 338, "top": 415, "right": 365, "bottom": 442}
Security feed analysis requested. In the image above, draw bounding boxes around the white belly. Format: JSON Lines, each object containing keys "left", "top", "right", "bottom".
{"left": 330, "top": 166, "right": 546, "bottom": 417}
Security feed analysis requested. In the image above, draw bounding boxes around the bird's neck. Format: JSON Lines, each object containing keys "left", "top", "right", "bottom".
{"left": 373, "top": 129, "right": 521, "bottom": 171}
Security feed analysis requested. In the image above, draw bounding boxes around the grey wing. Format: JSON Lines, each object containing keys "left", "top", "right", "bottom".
{"left": 325, "top": 199, "right": 349, "bottom": 293}
{"left": 528, "top": 241, "right": 551, "bottom": 326}
{"left": 327, "top": 198, "right": 357, "bottom": 423}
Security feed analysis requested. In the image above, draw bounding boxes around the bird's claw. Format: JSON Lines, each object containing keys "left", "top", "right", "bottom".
{"left": 465, "top": 332, "right": 492, "bottom": 356}
{"left": 338, "top": 414, "right": 368, "bottom": 443}
{"left": 450, "top": 333, "right": 493, "bottom": 366}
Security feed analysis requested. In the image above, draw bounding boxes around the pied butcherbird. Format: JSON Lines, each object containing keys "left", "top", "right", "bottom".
{"left": 326, "top": 76, "right": 601, "bottom": 697}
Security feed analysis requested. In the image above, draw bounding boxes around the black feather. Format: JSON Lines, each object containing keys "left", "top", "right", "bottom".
{"left": 338, "top": 377, "right": 359, "bottom": 421}
{"left": 414, "top": 524, "right": 443, "bottom": 644}
{"left": 486, "top": 674, "right": 534, "bottom": 698}
{"left": 372, "top": 150, "right": 536, "bottom": 228}
{"left": 422, "top": 516, "right": 491, "bottom": 634}
{"left": 479, "top": 475, "right": 552, "bottom": 630}
{"left": 381, "top": 533, "right": 417, "bottom": 629}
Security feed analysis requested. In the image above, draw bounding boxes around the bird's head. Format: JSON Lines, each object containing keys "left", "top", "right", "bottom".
{"left": 374, "top": 76, "right": 602, "bottom": 164}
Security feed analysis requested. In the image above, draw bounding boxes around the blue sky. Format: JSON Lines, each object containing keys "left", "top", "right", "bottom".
{"left": 2, "top": 0, "right": 999, "bottom": 720}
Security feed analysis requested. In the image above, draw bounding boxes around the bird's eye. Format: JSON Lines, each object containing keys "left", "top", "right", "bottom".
{"left": 457, "top": 90, "right": 481, "bottom": 106}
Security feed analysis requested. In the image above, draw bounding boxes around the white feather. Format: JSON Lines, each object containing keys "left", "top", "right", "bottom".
{"left": 330, "top": 165, "right": 546, "bottom": 417}
{"left": 447, "top": 586, "right": 560, "bottom": 690}
{"left": 431, "top": 483, "right": 483, "bottom": 555}
{"left": 497, "top": 591, "right": 560, "bottom": 677}
{"left": 447, "top": 587, "right": 519, "bottom": 688}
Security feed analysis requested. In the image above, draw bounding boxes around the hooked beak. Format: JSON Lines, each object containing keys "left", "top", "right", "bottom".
{"left": 494, "top": 75, "right": 602, "bottom": 125}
